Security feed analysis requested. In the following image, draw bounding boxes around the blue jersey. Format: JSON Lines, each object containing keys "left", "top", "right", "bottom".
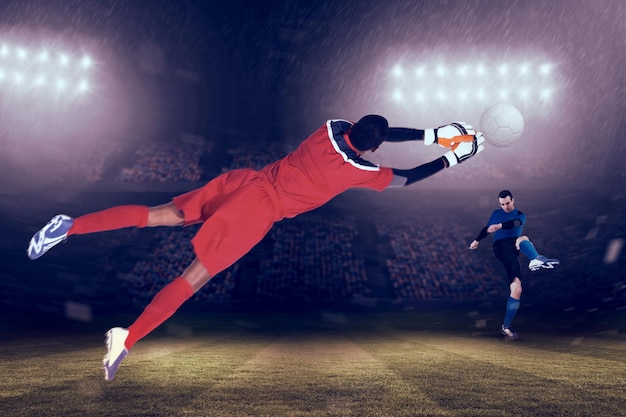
{"left": 486, "top": 208, "right": 526, "bottom": 242}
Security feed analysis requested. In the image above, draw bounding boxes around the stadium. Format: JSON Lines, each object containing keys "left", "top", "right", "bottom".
{"left": 0, "top": 1, "right": 624, "bottom": 416}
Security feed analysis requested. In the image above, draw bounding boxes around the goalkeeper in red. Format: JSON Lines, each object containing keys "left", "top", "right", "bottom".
{"left": 27, "top": 116, "right": 484, "bottom": 380}
{"left": 469, "top": 189, "right": 559, "bottom": 340}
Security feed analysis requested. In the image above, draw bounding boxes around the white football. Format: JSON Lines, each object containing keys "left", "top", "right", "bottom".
{"left": 479, "top": 103, "right": 524, "bottom": 147}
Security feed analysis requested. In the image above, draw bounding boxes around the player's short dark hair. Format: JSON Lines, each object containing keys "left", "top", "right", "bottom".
{"left": 349, "top": 115, "right": 389, "bottom": 151}
{"left": 498, "top": 189, "right": 513, "bottom": 199}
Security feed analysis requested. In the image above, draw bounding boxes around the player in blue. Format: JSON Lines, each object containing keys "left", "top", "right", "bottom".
{"left": 469, "top": 190, "right": 559, "bottom": 339}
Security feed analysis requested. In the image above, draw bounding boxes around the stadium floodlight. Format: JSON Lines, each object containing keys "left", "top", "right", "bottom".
{"left": 392, "top": 89, "right": 404, "bottom": 102}
{"left": 17, "top": 48, "right": 27, "bottom": 60}
{"left": 77, "top": 79, "right": 89, "bottom": 93}
{"left": 519, "top": 63, "right": 530, "bottom": 76}
{"left": 540, "top": 63, "right": 552, "bottom": 76}
{"left": 540, "top": 88, "right": 553, "bottom": 100}
{"left": 56, "top": 78, "right": 67, "bottom": 91}
{"left": 38, "top": 50, "right": 50, "bottom": 62}
{"left": 0, "top": 41, "right": 97, "bottom": 101}
{"left": 392, "top": 65, "right": 403, "bottom": 78}
{"left": 59, "top": 53, "right": 69, "bottom": 66}
{"left": 387, "top": 56, "right": 560, "bottom": 116}
{"left": 80, "top": 55, "right": 92, "bottom": 69}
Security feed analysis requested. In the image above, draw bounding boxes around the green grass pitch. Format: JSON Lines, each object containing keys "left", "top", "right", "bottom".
{"left": 1, "top": 310, "right": 624, "bottom": 417}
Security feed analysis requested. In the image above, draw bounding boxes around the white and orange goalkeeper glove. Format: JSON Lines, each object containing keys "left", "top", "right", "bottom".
{"left": 424, "top": 122, "right": 476, "bottom": 149}
{"left": 443, "top": 131, "right": 485, "bottom": 167}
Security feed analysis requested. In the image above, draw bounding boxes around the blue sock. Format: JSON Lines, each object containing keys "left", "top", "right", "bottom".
{"left": 519, "top": 240, "right": 539, "bottom": 259}
{"left": 503, "top": 297, "right": 520, "bottom": 328}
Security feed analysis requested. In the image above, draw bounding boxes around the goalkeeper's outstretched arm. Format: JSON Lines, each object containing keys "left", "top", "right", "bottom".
{"left": 385, "top": 123, "right": 476, "bottom": 148}
{"left": 387, "top": 132, "right": 485, "bottom": 187}
{"left": 389, "top": 158, "right": 447, "bottom": 187}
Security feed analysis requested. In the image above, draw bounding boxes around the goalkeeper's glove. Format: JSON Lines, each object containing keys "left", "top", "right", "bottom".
{"left": 424, "top": 122, "right": 476, "bottom": 148}
{"left": 443, "top": 132, "right": 485, "bottom": 167}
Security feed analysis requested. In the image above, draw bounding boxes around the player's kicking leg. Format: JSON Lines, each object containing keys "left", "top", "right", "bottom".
{"left": 516, "top": 236, "right": 560, "bottom": 271}
{"left": 528, "top": 255, "right": 560, "bottom": 271}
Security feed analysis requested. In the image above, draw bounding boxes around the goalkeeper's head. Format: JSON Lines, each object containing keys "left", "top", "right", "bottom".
{"left": 349, "top": 114, "right": 389, "bottom": 153}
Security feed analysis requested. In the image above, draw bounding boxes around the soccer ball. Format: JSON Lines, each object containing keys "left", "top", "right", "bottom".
{"left": 479, "top": 103, "right": 524, "bottom": 147}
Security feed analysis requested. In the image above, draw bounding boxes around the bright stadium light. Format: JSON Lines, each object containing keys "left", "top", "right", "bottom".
{"left": 77, "top": 79, "right": 89, "bottom": 93}
{"left": 17, "top": 47, "right": 27, "bottom": 61}
{"left": 392, "top": 65, "right": 403, "bottom": 78}
{"left": 388, "top": 56, "right": 561, "bottom": 117}
{"left": 38, "top": 50, "right": 50, "bottom": 62}
{"left": 540, "top": 88, "right": 553, "bottom": 100}
{"left": 519, "top": 63, "right": 530, "bottom": 76}
{"left": 80, "top": 55, "right": 92, "bottom": 69}
{"left": 59, "top": 53, "right": 69, "bottom": 67}
{"left": 56, "top": 78, "right": 67, "bottom": 91}
{"left": 13, "top": 72, "right": 24, "bottom": 85}
{"left": 540, "top": 63, "right": 553, "bottom": 76}
{"left": 0, "top": 42, "right": 97, "bottom": 100}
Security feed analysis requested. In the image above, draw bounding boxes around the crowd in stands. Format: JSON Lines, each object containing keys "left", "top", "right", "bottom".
{"left": 119, "top": 225, "right": 238, "bottom": 304}
{"left": 224, "top": 142, "right": 289, "bottom": 171}
{"left": 106, "top": 202, "right": 624, "bottom": 310}
{"left": 256, "top": 214, "right": 371, "bottom": 301}
{"left": 114, "top": 142, "right": 203, "bottom": 183}
{"left": 376, "top": 217, "right": 505, "bottom": 301}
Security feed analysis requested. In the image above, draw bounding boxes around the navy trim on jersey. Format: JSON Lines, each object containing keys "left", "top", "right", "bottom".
{"left": 326, "top": 119, "right": 381, "bottom": 172}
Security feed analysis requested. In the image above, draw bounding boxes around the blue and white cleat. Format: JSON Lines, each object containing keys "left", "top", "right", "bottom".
{"left": 501, "top": 325, "right": 519, "bottom": 340}
{"left": 103, "top": 327, "right": 129, "bottom": 381}
{"left": 528, "top": 255, "right": 560, "bottom": 271}
{"left": 27, "top": 214, "right": 74, "bottom": 260}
